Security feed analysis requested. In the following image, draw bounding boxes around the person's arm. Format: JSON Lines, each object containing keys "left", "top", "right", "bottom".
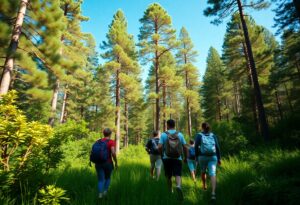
{"left": 145, "top": 140, "right": 151, "bottom": 154}
{"left": 214, "top": 135, "right": 221, "bottom": 164}
{"left": 158, "top": 134, "right": 164, "bottom": 155}
{"left": 180, "top": 133, "right": 188, "bottom": 162}
{"left": 111, "top": 146, "right": 118, "bottom": 169}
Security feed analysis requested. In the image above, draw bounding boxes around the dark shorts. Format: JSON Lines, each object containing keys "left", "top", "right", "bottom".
{"left": 95, "top": 162, "right": 114, "bottom": 180}
{"left": 162, "top": 159, "right": 182, "bottom": 178}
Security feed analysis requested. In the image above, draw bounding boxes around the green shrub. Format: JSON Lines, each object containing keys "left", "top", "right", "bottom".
{"left": 38, "top": 185, "right": 69, "bottom": 205}
{"left": 54, "top": 120, "right": 90, "bottom": 141}
{"left": 212, "top": 121, "right": 249, "bottom": 155}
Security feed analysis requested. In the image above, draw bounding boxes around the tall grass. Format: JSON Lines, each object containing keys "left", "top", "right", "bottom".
{"left": 3, "top": 143, "right": 299, "bottom": 204}
{"left": 46, "top": 144, "right": 300, "bottom": 205}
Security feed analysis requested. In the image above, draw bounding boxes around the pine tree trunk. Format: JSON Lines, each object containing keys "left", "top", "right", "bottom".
{"left": 185, "top": 70, "right": 192, "bottom": 138}
{"left": 123, "top": 99, "right": 129, "bottom": 147}
{"left": 169, "top": 95, "right": 172, "bottom": 119}
{"left": 237, "top": 0, "right": 270, "bottom": 141}
{"left": 283, "top": 83, "right": 294, "bottom": 112}
{"left": 48, "top": 80, "right": 60, "bottom": 127}
{"left": 242, "top": 42, "right": 260, "bottom": 132}
{"left": 154, "top": 20, "right": 160, "bottom": 132}
{"left": 275, "top": 89, "right": 283, "bottom": 121}
{"left": 60, "top": 87, "right": 68, "bottom": 123}
{"left": 0, "top": 0, "right": 28, "bottom": 95}
{"left": 293, "top": 0, "right": 300, "bottom": 22}
{"left": 162, "top": 82, "right": 167, "bottom": 131}
{"left": 115, "top": 68, "right": 121, "bottom": 154}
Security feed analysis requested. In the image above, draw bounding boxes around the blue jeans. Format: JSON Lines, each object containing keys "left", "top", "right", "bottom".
{"left": 198, "top": 156, "right": 218, "bottom": 176}
{"left": 95, "top": 162, "right": 113, "bottom": 193}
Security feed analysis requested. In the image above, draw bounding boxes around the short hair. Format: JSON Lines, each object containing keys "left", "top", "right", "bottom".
{"left": 202, "top": 122, "right": 210, "bottom": 133}
{"left": 189, "top": 139, "right": 194, "bottom": 145}
{"left": 103, "top": 128, "right": 112, "bottom": 137}
{"left": 153, "top": 130, "right": 159, "bottom": 137}
{"left": 167, "top": 119, "right": 175, "bottom": 129}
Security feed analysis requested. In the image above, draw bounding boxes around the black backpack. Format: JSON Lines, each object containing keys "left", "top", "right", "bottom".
{"left": 150, "top": 138, "right": 160, "bottom": 155}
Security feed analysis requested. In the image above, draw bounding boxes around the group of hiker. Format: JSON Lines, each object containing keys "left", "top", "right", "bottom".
{"left": 145, "top": 119, "right": 221, "bottom": 201}
{"left": 89, "top": 119, "right": 221, "bottom": 202}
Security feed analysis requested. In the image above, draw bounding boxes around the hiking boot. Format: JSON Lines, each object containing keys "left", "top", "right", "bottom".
{"left": 176, "top": 186, "right": 184, "bottom": 201}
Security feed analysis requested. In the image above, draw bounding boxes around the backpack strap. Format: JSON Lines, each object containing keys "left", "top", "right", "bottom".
{"left": 165, "top": 131, "right": 179, "bottom": 139}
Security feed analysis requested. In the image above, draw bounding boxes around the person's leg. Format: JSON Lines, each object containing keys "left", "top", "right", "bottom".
{"left": 150, "top": 155, "right": 155, "bottom": 178}
{"left": 155, "top": 158, "right": 162, "bottom": 180}
{"left": 96, "top": 166, "right": 105, "bottom": 198}
{"left": 207, "top": 156, "right": 218, "bottom": 199}
{"left": 103, "top": 163, "right": 114, "bottom": 194}
{"left": 163, "top": 159, "right": 173, "bottom": 192}
{"left": 174, "top": 160, "right": 183, "bottom": 201}
{"left": 188, "top": 159, "right": 196, "bottom": 182}
{"left": 199, "top": 156, "right": 208, "bottom": 190}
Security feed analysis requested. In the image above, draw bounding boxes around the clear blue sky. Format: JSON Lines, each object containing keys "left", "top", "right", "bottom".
{"left": 81, "top": 0, "right": 277, "bottom": 81}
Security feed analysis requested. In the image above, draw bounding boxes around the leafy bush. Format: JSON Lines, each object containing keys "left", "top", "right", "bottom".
{"left": 0, "top": 91, "right": 66, "bottom": 204}
{"left": 212, "top": 121, "right": 249, "bottom": 155}
{"left": 38, "top": 185, "right": 69, "bottom": 205}
{"left": 54, "top": 120, "right": 90, "bottom": 141}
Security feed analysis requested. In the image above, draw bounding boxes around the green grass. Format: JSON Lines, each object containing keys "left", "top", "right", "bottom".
{"left": 2, "top": 144, "right": 300, "bottom": 205}
{"left": 45, "top": 145, "right": 300, "bottom": 205}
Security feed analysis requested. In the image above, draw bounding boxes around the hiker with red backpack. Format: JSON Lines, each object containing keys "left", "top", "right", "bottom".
{"left": 90, "top": 128, "right": 118, "bottom": 199}
{"left": 195, "top": 122, "right": 221, "bottom": 201}
{"left": 158, "top": 119, "right": 188, "bottom": 201}
{"left": 145, "top": 130, "right": 162, "bottom": 180}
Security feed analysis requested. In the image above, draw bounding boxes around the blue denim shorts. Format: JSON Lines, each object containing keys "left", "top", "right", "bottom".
{"left": 187, "top": 159, "right": 196, "bottom": 172}
{"left": 198, "top": 155, "right": 218, "bottom": 176}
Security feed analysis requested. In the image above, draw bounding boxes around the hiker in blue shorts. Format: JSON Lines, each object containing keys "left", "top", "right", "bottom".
{"left": 187, "top": 139, "right": 197, "bottom": 182}
{"left": 145, "top": 130, "right": 162, "bottom": 180}
{"left": 195, "top": 122, "right": 221, "bottom": 200}
{"left": 158, "top": 119, "right": 188, "bottom": 201}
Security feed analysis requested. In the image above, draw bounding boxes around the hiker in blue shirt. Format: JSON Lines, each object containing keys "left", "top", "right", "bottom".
{"left": 195, "top": 122, "right": 221, "bottom": 201}
{"left": 158, "top": 119, "right": 188, "bottom": 201}
{"left": 187, "top": 139, "right": 197, "bottom": 182}
{"left": 145, "top": 130, "right": 162, "bottom": 180}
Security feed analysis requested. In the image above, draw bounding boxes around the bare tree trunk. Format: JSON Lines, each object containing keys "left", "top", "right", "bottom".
{"left": 240, "top": 26, "right": 260, "bottom": 133}
{"left": 0, "top": 0, "right": 28, "bottom": 95}
{"left": 123, "top": 99, "right": 129, "bottom": 147}
{"left": 48, "top": 80, "right": 60, "bottom": 127}
{"left": 60, "top": 87, "right": 68, "bottom": 123}
{"left": 162, "top": 82, "right": 167, "bottom": 131}
{"left": 237, "top": 0, "right": 270, "bottom": 141}
{"left": 154, "top": 20, "right": 161, "bottom": 132}
{"left": 275, "top": 89, "right": 283, "bottom": 121}
{"left": 283, "top": 82, "right": 294, "bottom": 112}
{"left": 115, "top": 68, "right": 121, "bottom": 154}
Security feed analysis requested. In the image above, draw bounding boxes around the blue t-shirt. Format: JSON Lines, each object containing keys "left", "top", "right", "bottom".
{"left": 159, "top": 130, "right": 186, "bottom": 160}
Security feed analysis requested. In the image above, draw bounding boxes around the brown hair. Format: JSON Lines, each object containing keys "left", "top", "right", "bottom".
{"left": 201, "top": 122, "right": 210, "bottom": 133}
{"left": 103, "top": 128, "right": 112, "bottom": 137}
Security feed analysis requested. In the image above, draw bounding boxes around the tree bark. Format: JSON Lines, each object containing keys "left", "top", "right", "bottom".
{"left": 241, "top": 40, "right": 259, "bottom": 133}
{"left": 237, "top": 0, "right": 270, "bottom": 141}
{"left": 162, "top": 81, "right": 167, "bottom": 131}
{"left": 275, "top": 89, "right": 283, "bottom": 121}
{"left": 115, "top": 68, "right": 121, "bottom": 154}
{"left": 0, "top": 0, "right": 29, "bottom": 95}
{"left": 123, "top": 99, "right": 129, "bottom": 147}
{"left": 154, "top": 20, "right": 161, "bottom": 132}
{"left": 60, "top": 87, "right": 68, "bottom": 123}
{"left": 283, "top": 82, "right": 294, "bottom": 112}
{"left": 185, "top": 70, "right": 192, "bottom": 138}
{"left": 48, "top": 80, "right": 60, "bottom": 127}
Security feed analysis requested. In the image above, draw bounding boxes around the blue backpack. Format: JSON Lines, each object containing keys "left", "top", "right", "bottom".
{"left": 90, "top": 139, "right": 109, "bottom": 163}
{"left": 199, "top": 133, "right": 216, "bottom": 156}
{"left": 189, "top": 147, "right": 196, "bottom": 160}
